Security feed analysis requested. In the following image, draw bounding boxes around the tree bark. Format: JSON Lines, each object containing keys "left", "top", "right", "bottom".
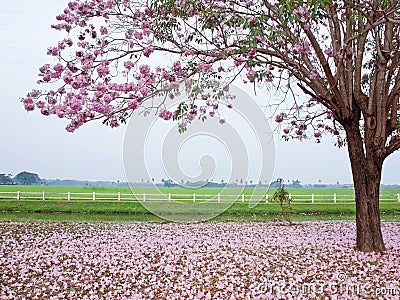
{"left": 345, "top": 123, "right": 386, "bottom": 252}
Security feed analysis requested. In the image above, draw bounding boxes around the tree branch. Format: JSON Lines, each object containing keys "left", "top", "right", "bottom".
{"left": 385, "top": 140, "right": 400, "bottom": 158}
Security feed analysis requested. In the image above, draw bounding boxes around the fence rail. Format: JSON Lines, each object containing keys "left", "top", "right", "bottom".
{"left": 0, "top": 191, "right": 399, "bottom": 204}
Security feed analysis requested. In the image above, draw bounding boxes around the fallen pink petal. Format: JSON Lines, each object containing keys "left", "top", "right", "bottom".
{"left": 0, "top": 221, "right": 399, "bottom": 299}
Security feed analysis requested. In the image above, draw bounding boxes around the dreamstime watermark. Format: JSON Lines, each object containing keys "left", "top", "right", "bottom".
{"left": 254, "top": 273, "right": 400, "bottom": 297}
{"left": 123, "top": 84, "right": 275, "bottom": 222}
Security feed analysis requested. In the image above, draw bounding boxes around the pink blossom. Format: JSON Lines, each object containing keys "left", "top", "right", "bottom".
{"left": 184, "top": 50, "right": 194, "bottom": 56}
{"left": 275, "top": 113, "right": 285, "bottom": 123}
{"left": 246, "top": 69, "right": 256, "bottom": 82}
{"left": 173, "top": 61, "right": 182, "bottom": 72}
{"left": 158, "top": 70, "right": 169, "bottom": 82}
{"left": 178, "top": 122, "right": 187, "bottom": 129}
{"left": 159, "top": 109, "right": 173, "bottom": 120}
{"left": 47, "top": 47, "right": 59, "bottom": 56}
{"left": 66, "top": 124, "right": 76, "bottom": 132}
{"left": 29, "top": 90, "right": 41, "bottom": 98}
{"left": 142, "top": 47, "right": 154, "bottom": 58}
{"left": 53, "top": 63, "right": 65, "bottom": 73}
{"left": 248, "top": 48, "right": 256, "bottom": 57}
{"left": 198, "top": 63, "right": 212, "bottom": 72}
{"left": 96, "top": 65, "right": 109, "bottom": 77}
{"left": 128, "top": 100, "right": 138, "bottom": 110}
{"left": 310, "top": 70, "right": 318, "bottom": 79}
{"left": 186, "top": 113, "right": 195, "bottom": 121}
{"left": 39, "top": 64, "right": 50, "bottom": 74}
{"left": 139, "top": 65, "right": 150, "bottom": 76}
{"left": 124, "top": 61, "right": 135, "bottom": 70}
{"left": 22, "top": 98, "right": 35, "bottom": 111}
{"left": 324, "top": 48, "right": 333, "bottom": 57}
{"left": 294, "top": 6, "right": 310, "bottom": 22}
{"left": 169, "top": 81, "right": 180, "bottom": 90}
{"left": 139, "top": 87, "right": 150, "bottom": 96}
{"left": 100, "top": 26, "right": 108, "bottom": 35}
{"left": 314, "top": 132, "right": 322, "bottom": 138}
{"left": 42, "top": 74, "right": 51, "bottom": 82}
{"left": 294, "top": 43, "right": 310, "bottom": 54}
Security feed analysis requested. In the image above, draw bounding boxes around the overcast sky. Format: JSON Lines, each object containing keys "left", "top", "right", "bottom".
{"left": 0, "top": 0, "right": 399, "bottom": 184}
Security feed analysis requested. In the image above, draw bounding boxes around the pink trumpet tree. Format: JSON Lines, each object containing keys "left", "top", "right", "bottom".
{"left": 22, "top": 0, "right": 400, "bottom": 252}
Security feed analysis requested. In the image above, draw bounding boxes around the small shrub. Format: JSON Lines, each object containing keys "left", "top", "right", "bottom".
{"left": 271, "top": 178, "right": 292, "bottom": 224}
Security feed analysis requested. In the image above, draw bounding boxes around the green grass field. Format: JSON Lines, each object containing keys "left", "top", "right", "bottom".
{"left": 0, "top": 186, "right": 398, "bottom": 222}
{"left": 0, "top": 185, "right": 398, "bottom": 195}
{"left": 0, "top": 185, "right": 365, "bottom": 194}
{"left": 0, "top": 185, "right": 398, "bottom": 202}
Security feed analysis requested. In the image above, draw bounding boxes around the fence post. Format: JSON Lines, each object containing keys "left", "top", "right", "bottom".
{"left": 334, "top": 194, "right": 337, "bottom": 204}
{"left": 242, "top": 194, "right": 245, "bottom": 203}
{"left": 42, "top": 191, "right": 45, "bottom": 201}
{"left": 92, "top": 192, "right": 96, "bottom": 201}
{"left": 118, "top": 192, "right": 121, "bottom": 201}
{"left": 193, "top": 193, "right": 196, "bottom": 202}
{"left": 143, "top": 193, "right": 146, "bottom": 201}
{"left": 311, "top": 194, "right": 314, "bottom": 204}
{"left": 67, "top": 192, "right": 71, "bottom": 201}
{"left": 217, "top": 193, "right": 220, "bottom": 203}
{"left": 168, "top": 193, "right": 171, "bottom": 202}
{"left": 289, "top": 194, "right": 292, "bottom": 202}
{"left": 17, "top": 191, "right": 20, "bottom": 200}
{"left": 398, "top": 194, "right": 400, "bottom": 203}
{"left": 266, "top": 194, "right": 268, "bottom": 203}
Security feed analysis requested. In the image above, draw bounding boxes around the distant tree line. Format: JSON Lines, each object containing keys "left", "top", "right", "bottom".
{"left": 0, "top": 172, "right": 40, "bottom": 185}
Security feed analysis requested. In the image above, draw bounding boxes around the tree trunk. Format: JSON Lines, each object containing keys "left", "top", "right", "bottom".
{"left": 346, "top": 124, "right": 386, "bottom": 252}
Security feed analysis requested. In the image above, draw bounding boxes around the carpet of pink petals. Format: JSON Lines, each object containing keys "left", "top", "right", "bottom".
{"left": 0, "top": 221, "right": 399, "bottom": 299}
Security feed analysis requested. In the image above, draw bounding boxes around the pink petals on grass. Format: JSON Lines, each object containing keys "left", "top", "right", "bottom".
{"left": 0, "top": 221, "right": 399, "bottom": 299}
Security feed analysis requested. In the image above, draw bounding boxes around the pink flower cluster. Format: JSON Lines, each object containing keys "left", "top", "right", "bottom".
{"left": 159, "top": 109, "right": 173, "bottom": 120}
{"left": 198, "top": 63, "right": 212, "bottom": 72}
{"left": 0, "top": 221, "right": 399, "bottom": 299}
{"left": 21, "top": 0, "right": 200, "bottom": 132}
{"left": 293, "top": 43, "right": 311, "bottom": 55}
{"left": 275, "top": 97, "right": 347, "bottom": 145}
{"left": 293, "top": 7, "right": 310, "bottom": 23}
{"left": 19, "top": 0, "right": 400, "bottom": 148}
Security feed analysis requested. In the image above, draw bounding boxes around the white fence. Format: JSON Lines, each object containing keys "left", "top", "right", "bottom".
{"left": 0, "top": 191, "right": 399, "bottom": 204}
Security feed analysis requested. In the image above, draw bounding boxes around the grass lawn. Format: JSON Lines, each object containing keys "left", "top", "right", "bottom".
{"left": 0, "top": 186, "right": 398, "bottom": 222}
{"left": 0, "top": 200, "right": 398, "bottom": 222}
{"left": 1, "top": 185, "right": 399, "bottom": 197}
